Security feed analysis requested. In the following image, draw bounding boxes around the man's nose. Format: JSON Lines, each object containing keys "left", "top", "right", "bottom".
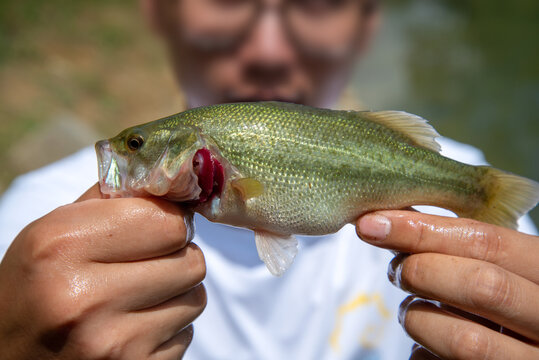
{"left": 239, "top": 9, "right": 295, "bottom": 85}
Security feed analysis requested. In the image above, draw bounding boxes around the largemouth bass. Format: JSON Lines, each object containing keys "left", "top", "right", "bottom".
{"left": 95, "top": 102, "right": 539, "bottom": 275}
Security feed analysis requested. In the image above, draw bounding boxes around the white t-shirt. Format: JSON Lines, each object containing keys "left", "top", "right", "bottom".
{"left": 0, "top": 137, "right": 536, "bottom": 360}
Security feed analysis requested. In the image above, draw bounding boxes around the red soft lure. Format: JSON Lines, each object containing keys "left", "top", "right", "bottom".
{"left": 192, "top": 148, "right": 224, "bottom": 203}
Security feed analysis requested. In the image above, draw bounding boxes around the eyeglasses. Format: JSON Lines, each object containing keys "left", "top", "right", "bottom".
{"left": 176, "top": 0, "right": 379, "bottom": 60}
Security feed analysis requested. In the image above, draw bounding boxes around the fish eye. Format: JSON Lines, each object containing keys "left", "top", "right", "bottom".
{"left": 127, "top": 134, "right": 144, "bottom": 151}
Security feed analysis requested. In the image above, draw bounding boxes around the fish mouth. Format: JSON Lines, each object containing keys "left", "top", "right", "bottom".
{"left": 95, "top": 140, "right": 224, "bottom": 202}
{"left": 95, "top": 140, "right": 127, "bottom": 197}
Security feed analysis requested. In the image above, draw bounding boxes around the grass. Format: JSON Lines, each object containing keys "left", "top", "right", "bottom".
{"left": 0, "top": 0, "right": 185, "bottom": 192}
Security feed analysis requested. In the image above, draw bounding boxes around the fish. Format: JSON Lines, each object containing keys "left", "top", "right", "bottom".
{"left": 95, "top": 101, "right": 539, "bottom": 276}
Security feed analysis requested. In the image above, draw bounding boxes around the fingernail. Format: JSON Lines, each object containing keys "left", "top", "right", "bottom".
{"left": 398, "top": 295, "right": 418, "bottom": 326}
{"left": 388, "top": 253, "right": 407, "bottom": 288}
{"left": 411, "top": 345, "right": 439, "bottom": 359}
{"left": 358, "top": 214, "right": 391, "bottom": 241}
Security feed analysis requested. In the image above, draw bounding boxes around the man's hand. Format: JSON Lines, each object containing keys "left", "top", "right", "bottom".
{"left": 0, "top": 184, "right": 206, "bottom": 360}
{"left": 356, "top": 210, "right": 539, "bottom": 360}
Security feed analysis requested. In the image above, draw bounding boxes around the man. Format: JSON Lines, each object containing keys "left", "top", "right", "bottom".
{"left": 1, "top": 0, "right": 538, "bottom": 359}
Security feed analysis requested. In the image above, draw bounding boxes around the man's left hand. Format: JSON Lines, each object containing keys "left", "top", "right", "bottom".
{"left": 356, "top": 210, "right": 539, "bottom": 360}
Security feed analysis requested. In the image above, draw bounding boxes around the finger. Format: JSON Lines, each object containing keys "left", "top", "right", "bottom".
{"left": 409, "top": 345, "right": 440, "bottom": 360}
{"left": 437, "top": 303, "right": 503, "bottom": 333}
{"left": 44, "top": 196, "right": 194, "bottom": 262}
{"left": 102, "top": 243, "right": 206, "bottom": 310}
{"left": 151, "top": 325, "right": 194, "bottom": 360}
{"left": 400, "top": 297, "right": 539, "bottom": 360}
{"left": 391, "top": 253, "right": 539, "bottom": 342}
{"left": 437, "top": 303, "right": 538, "bottom": 343}
{"left": 357, "top": 210, "right": 539, "bottom": 283}
{"left": 134, "top": 284, "right": 206, "bottom": 350}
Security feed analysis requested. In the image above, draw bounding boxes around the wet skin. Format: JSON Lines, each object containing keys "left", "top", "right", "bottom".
{"left": 0, "top": 184, "right": 206, "bottom": 359}
{"left": 0, "top": 0, "right": 538, "bottom": 358}
{"left": 357, "top": 211, "right": 539, "bottom": 359}
{"left": 0, "top": 0, "right": 379, "bottom": 357}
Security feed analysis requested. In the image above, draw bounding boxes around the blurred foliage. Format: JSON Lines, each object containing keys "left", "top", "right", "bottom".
{"left": 0, "top": 1, "right": 123, "bottom": 62}
{"left": 389, "top": 0, "right": 539, "bottom": 223}
{"left": 0, "top": 0, "right": 537, "bottom": 224}
{"left": 0, "top": 0, "right": 184, "bottom": 192}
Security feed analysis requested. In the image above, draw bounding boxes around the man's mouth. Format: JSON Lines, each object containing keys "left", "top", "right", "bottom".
{"left": 224, "top": 90, "right": 305, "bottom": 105}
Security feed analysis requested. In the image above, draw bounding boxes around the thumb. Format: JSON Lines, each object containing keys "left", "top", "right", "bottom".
{"left": 75, "top": 183, "right": 104, "bottom": 202}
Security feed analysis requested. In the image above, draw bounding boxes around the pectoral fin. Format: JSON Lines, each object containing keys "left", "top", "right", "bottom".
{"left": 254, "top": 230, "right": 298, "bottom": 276}
{"left": 232, "top": 178, "right": 264, "bottom": 200}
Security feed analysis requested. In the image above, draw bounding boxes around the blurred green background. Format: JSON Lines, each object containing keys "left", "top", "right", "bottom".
{"left": 0, "top": 0, "right": 538, "bottom": 224}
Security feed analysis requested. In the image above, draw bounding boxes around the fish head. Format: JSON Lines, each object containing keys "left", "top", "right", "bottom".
{"left": 95, "top": 123, "right": 208, "bottom": 201}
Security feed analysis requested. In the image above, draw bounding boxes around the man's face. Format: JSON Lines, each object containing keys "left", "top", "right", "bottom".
{"left": 144, "top": 0, "right": 380, "bottom": 108}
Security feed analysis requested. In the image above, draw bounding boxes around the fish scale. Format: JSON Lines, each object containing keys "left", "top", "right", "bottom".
{"left": 96, "top": 101, "right": 539, "bottom": 275}
{"left": 172, "top": 104, "right": 467, "bottom": 234}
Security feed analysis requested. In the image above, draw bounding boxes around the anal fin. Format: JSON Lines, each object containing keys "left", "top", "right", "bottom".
{"left": 254, "top": 230, "right": 298, "bottom": 276}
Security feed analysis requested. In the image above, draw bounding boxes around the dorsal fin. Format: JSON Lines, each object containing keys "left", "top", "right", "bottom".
{"left": 361, "top": 111, "right": 441, "bottom": 152}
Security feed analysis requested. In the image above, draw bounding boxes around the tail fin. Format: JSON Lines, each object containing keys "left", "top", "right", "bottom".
{"left": 471, "top": 167, "right": 539, "bottom": 229}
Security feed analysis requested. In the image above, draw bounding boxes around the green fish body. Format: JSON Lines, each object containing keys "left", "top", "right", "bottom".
{"left": 96, "top": 102, "right": 539, "bottom": 275}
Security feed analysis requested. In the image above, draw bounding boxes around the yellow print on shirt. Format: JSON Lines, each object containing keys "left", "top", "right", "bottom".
{"left": 329, "top": 292, "right": 391, "bottom": 352}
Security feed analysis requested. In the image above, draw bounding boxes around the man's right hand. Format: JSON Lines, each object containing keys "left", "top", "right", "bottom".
{"left": 0, "top": 184, "right": 206, "bottom": 360}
